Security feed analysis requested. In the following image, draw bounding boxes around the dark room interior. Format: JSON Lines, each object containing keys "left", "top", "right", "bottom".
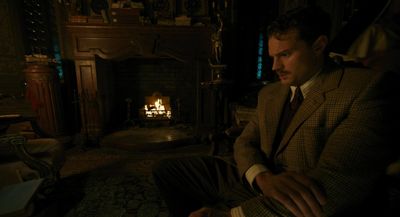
{"left": 1, "top": 0, "right": 400, "bottom": 217}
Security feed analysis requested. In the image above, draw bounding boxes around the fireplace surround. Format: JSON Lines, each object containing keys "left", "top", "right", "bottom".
{"left": 64, "top": 24, "right": 213, "bottom": 143}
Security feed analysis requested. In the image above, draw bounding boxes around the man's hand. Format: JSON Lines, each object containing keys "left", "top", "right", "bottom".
{"left": 189, "top": 207, "right": 231, "bottom": 217}
{"left": 255, "top": 171, "right": 327, "bottom": 217}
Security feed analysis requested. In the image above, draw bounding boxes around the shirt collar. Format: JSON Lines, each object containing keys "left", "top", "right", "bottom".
{"left": 290, "top": 70, "right": 321, "bottom": 100}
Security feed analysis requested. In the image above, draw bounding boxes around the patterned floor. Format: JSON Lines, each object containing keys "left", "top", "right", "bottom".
{"left": 100, "top": 125, "right": 198, "bottom": 152}
{"left": 57, "top": 143, "right": 210, "bottom": 217}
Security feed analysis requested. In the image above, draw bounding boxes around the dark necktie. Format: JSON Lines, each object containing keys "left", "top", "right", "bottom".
{"left": 271, "top": 87, "right": 303, "bottom": 159}
{"left": 280, "top": 87, "right": 303, "bottom": 137}
{"left": 291, "top": 87, "right": 304, "bottom": 110}
{"left": 271, "top": 87, "right": 303, "bottom": 158}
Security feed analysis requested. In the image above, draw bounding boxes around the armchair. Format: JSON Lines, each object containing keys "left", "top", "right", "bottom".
{"left": 0, "top": 135, "right": 56, "bottom": 184}
{"left": 0, "top": 96, "right": 65, "bottom": 188}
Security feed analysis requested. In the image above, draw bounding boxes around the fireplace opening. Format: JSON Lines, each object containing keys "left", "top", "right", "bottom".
{"left": 140, "top": 92, "right": 172, "bottom": 120}
{"left": 97, "top": 56, "right": 203, "bottom": 132}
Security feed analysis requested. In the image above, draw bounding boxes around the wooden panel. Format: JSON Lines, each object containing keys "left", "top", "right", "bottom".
{"left": 65, "top": 24, "right": 211, "bottom": 61}
{"left": 74, "top": 60, "right": 102, "bottom": 141}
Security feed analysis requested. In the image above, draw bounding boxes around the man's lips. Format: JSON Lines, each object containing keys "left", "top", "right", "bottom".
{"left": 277, "top": 71, "right": 289, "bottom": 80}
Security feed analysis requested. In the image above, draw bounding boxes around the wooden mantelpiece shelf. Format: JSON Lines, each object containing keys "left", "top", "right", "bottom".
{"left": 65, "top": 24, "right": 211, "bottom": 60}
{"left": 63, "top": 24, "right": 212, "bottom": 143}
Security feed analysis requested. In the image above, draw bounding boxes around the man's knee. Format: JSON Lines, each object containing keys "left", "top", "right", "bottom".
{"left": 152, "top": 158, "right": 179, "bottom": 178}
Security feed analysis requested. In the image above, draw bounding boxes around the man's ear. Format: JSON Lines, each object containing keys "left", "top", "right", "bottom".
{"left": 312, "top": 35, "right": 328, "bottom": 53}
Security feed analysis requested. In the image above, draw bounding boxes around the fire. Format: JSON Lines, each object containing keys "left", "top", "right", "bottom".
{"left": 144, "top": 98, "right": 171, "bottom": 119}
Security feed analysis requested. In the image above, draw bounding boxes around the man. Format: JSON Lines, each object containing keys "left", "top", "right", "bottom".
{"left": 153, "top": 5, "right": 399, "bottom": 217}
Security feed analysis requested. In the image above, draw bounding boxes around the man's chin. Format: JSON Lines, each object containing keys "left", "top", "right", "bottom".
{"left": 279, "top": 78, "right": 292, "bottom": 85}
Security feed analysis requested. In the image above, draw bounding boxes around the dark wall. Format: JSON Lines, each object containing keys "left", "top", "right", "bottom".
{"left": 0, "top": 0, "right": 25, "bottom": 96}
{"left": 222, "top": 0, "right": 390, "bottom": 107}
{"left": 221, "top": 0, "right": 279, "bottom": 106}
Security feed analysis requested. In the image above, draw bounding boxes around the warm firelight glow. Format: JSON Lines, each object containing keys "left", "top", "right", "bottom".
{"left": 144, "top": 98, "right": 171, "bottom": 118}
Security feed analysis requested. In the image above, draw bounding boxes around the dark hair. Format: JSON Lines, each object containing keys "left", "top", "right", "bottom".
{"left": 267, "top": 5, "right": 331, "bottom": 45}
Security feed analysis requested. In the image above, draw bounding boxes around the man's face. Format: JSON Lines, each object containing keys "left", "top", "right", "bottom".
{"left": 268, "top": 30, "right": 322, "bottom": 86}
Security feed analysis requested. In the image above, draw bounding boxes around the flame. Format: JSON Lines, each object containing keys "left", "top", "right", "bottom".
{"left": 144, "top": 98, "right": 171, "bottom": 118}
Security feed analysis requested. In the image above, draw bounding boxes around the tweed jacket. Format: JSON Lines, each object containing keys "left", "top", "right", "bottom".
{"left": 234, "top": 62, "right": 399, "bottom": 217}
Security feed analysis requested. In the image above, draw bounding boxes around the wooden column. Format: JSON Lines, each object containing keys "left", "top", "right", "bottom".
{"left": 73, "top": 59, "right": 103, "bottom": 143}
{"left": 24, "top": 63, "right": 64, "bottom": 136}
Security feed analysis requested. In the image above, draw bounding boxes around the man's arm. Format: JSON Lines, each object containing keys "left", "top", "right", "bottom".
{"left": 233, "top": 88, "right": 276, "bottom": 180}
{"left": 255, "top": 171, "right": 326, "bottom": 217}
{"left": 305, "top": 71, "right": 399, "bottom": 215}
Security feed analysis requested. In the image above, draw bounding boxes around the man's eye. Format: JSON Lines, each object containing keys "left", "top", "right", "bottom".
{"left": 281, "top": 52, "right": 290, "bottom": 57}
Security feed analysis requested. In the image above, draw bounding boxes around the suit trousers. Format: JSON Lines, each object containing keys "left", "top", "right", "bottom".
{"left": 152, "top": 156, "right": 258, "bottom": 217}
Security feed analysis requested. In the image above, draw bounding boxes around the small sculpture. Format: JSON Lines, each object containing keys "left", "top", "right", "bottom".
{"left": 211, "top": 13, "right": 223, "bottom": 64}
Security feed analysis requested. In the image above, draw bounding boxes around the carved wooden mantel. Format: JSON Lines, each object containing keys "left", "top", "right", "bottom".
{"left": 64, "top": 24, "right": 211, "bottom": 142}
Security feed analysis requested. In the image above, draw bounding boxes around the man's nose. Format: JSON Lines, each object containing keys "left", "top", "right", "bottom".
{"left": 272, "top": 58, "right": 282, "bottom": 71}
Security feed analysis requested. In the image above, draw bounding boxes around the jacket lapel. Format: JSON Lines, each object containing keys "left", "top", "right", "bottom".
{"left": 264, "top": 86, "right": 289, "bottom": 155}
{"left": 275, "top": 64, "right": 344, "bottom": 156}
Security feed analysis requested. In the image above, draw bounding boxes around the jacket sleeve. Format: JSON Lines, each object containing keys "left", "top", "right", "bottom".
{"left": 233, "top": 87, "right": 275, "bottom": 179}
{"left": 305, "top": 70, "right": 399, "bottom": 216}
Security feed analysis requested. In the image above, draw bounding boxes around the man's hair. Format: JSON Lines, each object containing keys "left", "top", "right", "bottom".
{"left": 267, "top": 5, "right": 332, "bottom": 45}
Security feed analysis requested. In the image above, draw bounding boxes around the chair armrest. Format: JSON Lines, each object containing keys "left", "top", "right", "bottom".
{"left": 0, "top": 135, "right": 57, "bottom": 180}
{"left": 0, "top": 97, "right": 50, "bottom": 138}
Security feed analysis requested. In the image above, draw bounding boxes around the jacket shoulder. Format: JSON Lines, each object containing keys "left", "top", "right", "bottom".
{"left": 258, "top": 81, "right": 282, "bottom": 97}
{"left": 341, "top": 66, "right": 395, "bottom": 86}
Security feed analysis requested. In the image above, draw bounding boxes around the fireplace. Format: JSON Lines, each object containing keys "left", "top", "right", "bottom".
{"left": 140, "top": 92, "right": 172, "bottom": 120}
{"left": 94, "top": 55, "right": 205, "bottom": 130}
{"left": 64, "top": 24, "right": 214, "bottom": 142}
